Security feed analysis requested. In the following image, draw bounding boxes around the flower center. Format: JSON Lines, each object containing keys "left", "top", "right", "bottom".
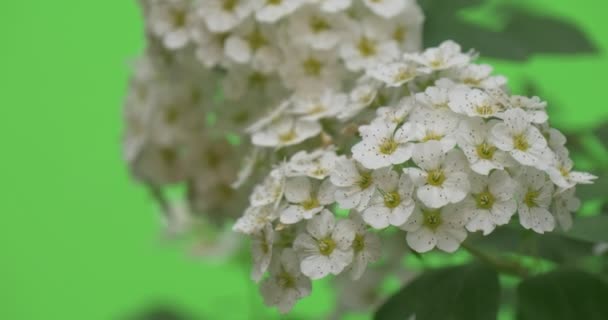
{"left": 160, "top": 148, "right": 177, "bottom": 165}
{"left": 267, "top": 0, "right": 282, "bottom": 5}
{"left": 559, "top": 166, "right": 570, "bottom": 177}
{"left": 475, "top": 104, "right": 494, "bottom": 116}
{"left": 302, "top": 57, "right": 322, "bottom": 76}
{"left": 222, "top": 0, "right": 237, "bottom": 11}
{"left": 308, "top": 104, "right": 326, "bottom": 115}
{"left": 358, "top": 172, "right": 373, "bottom": 189}
{"left": 277, "top": 271, "right": 295, "bottom": 288}
{"left": 357, "top": 37, "right": 377, "bottom": 57}
{"left": 383, "top": 191, "right": 401, "bottom": 208}
{"left": 426, "top": 169, "right": 446, "bottom": 186}
{"left": 310, "top": 16, "right": 330, "bottom": 33}
{"left": 422, "top": 209, "right": 442, "bottom": 230}
{"left": 301, "top": 197, "right": 320, "bottom": 210}
{"left": 475, "top": 190, "right": 495, "bottom": 209}
{"left": 430, "top": 60, "right": 443, "bottom": 68}
{"left": 245, "top": 29, "right": 267, "bottom": 50}
{"left": 279, "top": 130, "right": 297, "bottom": 143}
{"left": 171, "top": 10, "right": 187, "bottom": 27}
{"left": 394, "top": 67, "right": 414, "bottom": 83}
{"left": 318, "top": 237, "right": 336, "bottom": 256}
{"left": 379, "top": 138, "right": 398, "bottom": 155}
{"left": 476, "top": 142, "right": 496, "bottom": 160}
{"left": 393, "top": 26, "right": 407, "bottom": 42}
{"left": 422, "top": 130, "right": 443, "bottom": 142}
{"left": 248, "top": 72, "right": 267, "bottom": 87}
{"left": 524, "top": 190, "right": 539, "bottom": 207}
{"left": 353, "top": 233, "right": 365, "bottom": 253}
{"left": 513, "top": 133, "right": 529, "bottom": 151}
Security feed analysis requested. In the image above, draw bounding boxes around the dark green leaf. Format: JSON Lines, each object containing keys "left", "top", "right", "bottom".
{"left": 470, "top": 226, "right": 593, "bottom": 264}
{"left": 517, "top": 269, "right": 608, "bottom": 320}
{"left": 374, "top": 263, "right": 499, "bottom": 320}
{"left": 565, "top": 215, "right": 608, "bottom": 243}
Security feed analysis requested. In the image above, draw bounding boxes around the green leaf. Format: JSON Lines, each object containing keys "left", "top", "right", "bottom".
{"left": 470, "top": 226, "right": 593, "bottom": 264}
{"left": 565, "top": 215, "right": 608, "bottom": 243}
{"left": 517, "top": 269, "right": 608, "bottom": 320}
{"left": 374, "top": 263, "right": 499, "bottom": 320}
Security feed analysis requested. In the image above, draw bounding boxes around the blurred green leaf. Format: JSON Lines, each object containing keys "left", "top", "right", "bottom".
{"left": 421, "top": 0, "right": 598, "bottom": 60}
{"left": 516, "top": 269, "right": 608, "bottom": 320}
{"left": 470, "top": 226, "right": 594, "bottom": 264}
{"left": 564, "top": 215, "right": 608, "bottom": 243}
{"left": 374, "top": 263, "right": 499, "bottom": 320}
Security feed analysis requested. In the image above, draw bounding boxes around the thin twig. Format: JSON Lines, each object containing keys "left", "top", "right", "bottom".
{"left": 461, "top": 241, "right": 530, "bottom": 278}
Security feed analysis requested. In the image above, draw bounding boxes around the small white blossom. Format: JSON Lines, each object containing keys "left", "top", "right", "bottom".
{"left": 260, "top": 248, "right": 312, "bottom": 313}
{"left": 331, "top": 158, "right": 393, "bottom": 211}
{"left": 448, "top": 87, "right": 505, "bottom": 118}
{"left": 198, "top": 0, "right": 255, "bottom": 32}
{"left": 509, "top": 95, "right": 548, "bottom": 124}
{"left": 462, "top": 170, "right": 518, "bottom": 235}
{"left": 340, "top": 17, "right": 400, "bottom": 71}
{"left": 234, "top": 204, "right": 282, "bottom": 234}
{"left": 457, "top": 118, "right": 513, "bottom": 175}
{"left": 547, "top": 153, "right": 597, "bottom": 189}
{"left": 224, "top": 19, "right": 282, "bottom": 72}
{"left": 249, "top": 168, "right": 286, "bottom": 207}
{"left": 405, "top": 141, "right": 470, "bottom": 208}
{"left": 400, "top": 107, "right": 460, "bottom": 152}
{"left": 362, "top": 0, "right": 407, "bottom": 18}
{"left": 251, "top": 224, "right": 275, "bottom": 282}
{"left": 255, "top": 0, "right": 304, "bottom": 23}
{"left": 515, "top": 167, "right": 555, "bottom": 234}
{"left": 447, "top": 63, "right": 507, "bottom": 89}
{"left": 352, "top": 121, "right": 412, "bottom": 169}
{"left": 375, "top": 97, "right": 415, "bottom": 125}
{"left": 293, "top": 209, "right": 356, "bottom": 279}
{"left": 401, "top": 202, "right": 468, "bottom": 253}
{"left": 287, "top": 7, "right": 349, "bottom": 50}
{"left": 367, "top": 60, "right": 419, "bottom": 87}
{"left": 291, "top": 89, "right": 348, "bottom": 121}
{"left": 281, "top": 177, "right": 336, "bottom": 224}
{"left": 348, "top": 211, "right": 381, "bottom": 280}
{"left": 551, "top": 187, "right": 581, "bottom": 231}
{"left": 312, "top": 0, "right": 352, "bottom": 13}
{"left": 404, "top": 40, "right": 470, "bottom": 72}
{"left": 251, "top": 116, "right": 322, "bottom": 148}
{"left": 287, "top": 149, "right": 343, "bottom": 179}
{"left": 363, "top": 171, "right": 415, "bottom": 229}
{"left": 489, "top": 108, "right": 553, "bottom": 170}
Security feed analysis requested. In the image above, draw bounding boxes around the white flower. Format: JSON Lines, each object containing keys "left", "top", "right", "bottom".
{"left": 249, "top": 168, "right": 286, "bottom": 207}
{"left": 547, "top": 153, "right": 596, "bottom": 189}
{"left": 293, "top": 209, "right": 355, "bottom": 279}
{"left": 192, "top": 24, "right": 229, "bottom": 68}
{"left": 348, "top": 211, "right": 381, "bottom": 280}
{"left": 251, "top": 116, "right": 322, "bottom": 148}
{"left": 287, "top": 7, "right": 349, "bottom": 50}
{"left": 363, "top": 171, "right": 415, "bottom": 228}
{"left": 198, "top": 0, "right": 255, "bottom": 32}
{"left": 251, "top": 224, "right": 275, "bottom": 282}
{"left": 414, "top": 84, "right": 451, "bottom": 109}
{"left": 340, "top": 17, "right": 400, "bottom": 71}
{"left": 287, "top": 148, "right": 343, "bottom": 179}
{"left": 260, "top": 248, "right": 312, "bottom": 313}
{"left": 280, "top": 177, "right": 336, "bottom": 224}
{"left": 405, "top": 141, "right": 470, "bottom": 208}
{"left": 331, "top": 158, "right": 391, "bottom": 211}
{"left": 404, "top": 40, "right": 470, "bottom": 72}
{"left": 291, "top": 89, "right": 347, "bottom": 121}
{"left": 234, "top": 204, "right": 282, "bottom": 234}
{"left": 224, "top": 19, "right": 282, "bottom": 73}
{"left": 515, "top": 167, "right": 555, "bottom": 234}
{"left": 367, "top": 60, "right": 419, "bottom": 87}
{"left": 462, "top": 171, "right": 518, "bottom": 235}
{"left": 279, "top": 47, "right": 342, "bottom": 94}
{"left": 400, "top": 107, "right": 460, "bottom": 152}
{"left": 255, "top": 0, "right": 304, "bottom": 23}
{"left": 489, "top": 108, "right": 553, "bottom": 170}
{"left": 362, "top": 0, "right": 407, "bottom": 18}
{"left": 509, "top": 95, "right": 548, "bottom": 124}
{"left": 447, "top": 63, "right": 506, "bottom": 89}
{"left": 312, "top": 0, "right": 352, "bottom": 13}
{"left": 352, "top": 121, "right": 412, "bottom": 169}
{"left": 448, "top": 87, "right": 505, "bottom": 118}
{"left": 551, "top": 187, "right": 581, "bottom": 231}
{"left": 401, "top": 202, "right": 468, "bottom": 253}
{"left": 375, "top": 96, "right": 415, "bottom": 125}
{"left": 337, "top": 80, "right": 380, "bottom": 120}
{"left": 457, "top": 118, "right": 513, "bottom": 175}
{"left": 147, "top": 0, "right": 195, "bottom": 50}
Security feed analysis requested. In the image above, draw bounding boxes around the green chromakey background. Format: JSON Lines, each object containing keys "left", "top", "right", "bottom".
{"left": 1, "top": 0, "right": 607, "bottom": 319}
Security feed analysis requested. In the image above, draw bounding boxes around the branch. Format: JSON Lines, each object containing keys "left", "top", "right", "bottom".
{"left": 461, "top": 241, "right": 530, "bottom": 278}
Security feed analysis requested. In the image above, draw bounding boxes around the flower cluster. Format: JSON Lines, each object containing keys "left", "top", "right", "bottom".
{"left": 123, "top": 0, "right": 424, "bottom": 232}
{"left": 235, "top": 40, "right": 596, "bottom": 312}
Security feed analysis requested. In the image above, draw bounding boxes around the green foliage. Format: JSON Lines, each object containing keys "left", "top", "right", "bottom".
{"left": 565, "top": 215, "right": 608, "bottom": 243}
{"left": 516, "top": 270, "right": 608, "bottom": 320}
{"left": 375, "top": 263, "right": 499, "bottom": 320}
